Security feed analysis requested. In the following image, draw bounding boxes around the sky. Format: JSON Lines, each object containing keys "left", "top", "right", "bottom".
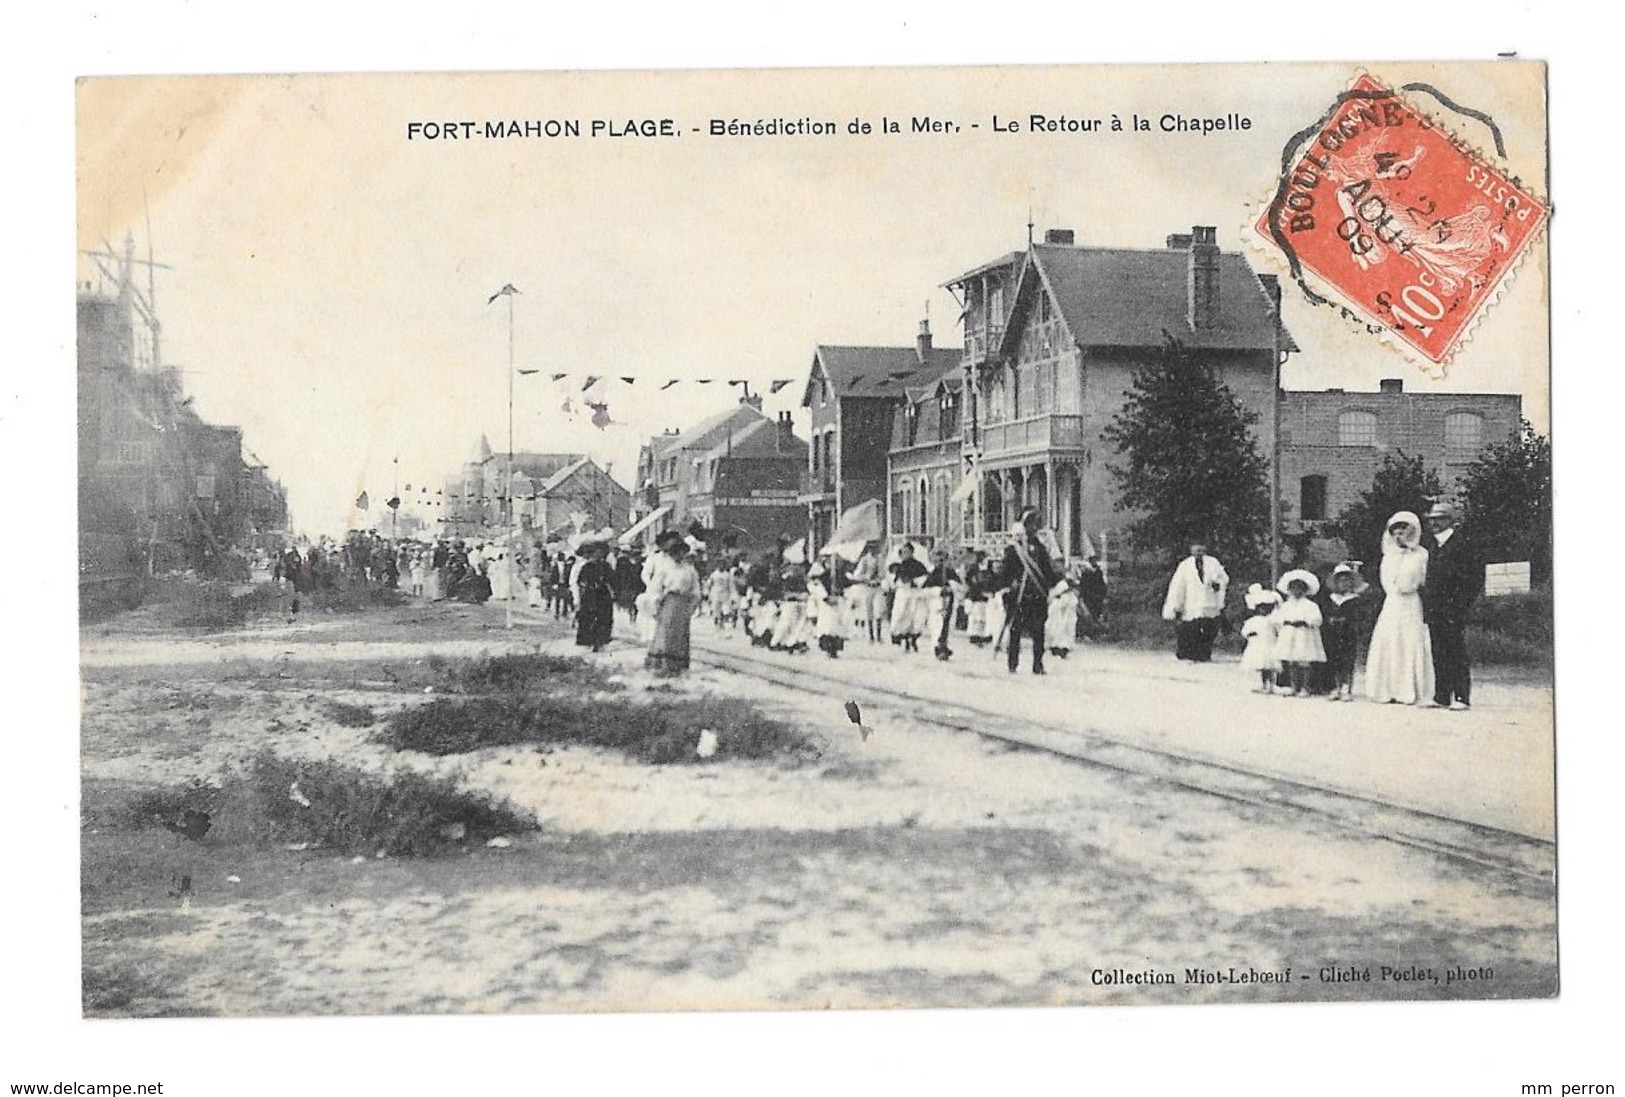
{"left": 76, "top": 62, "right": 1549, "bottom": 537}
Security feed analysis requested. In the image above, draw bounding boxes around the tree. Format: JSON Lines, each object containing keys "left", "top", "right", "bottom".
{"left": 1325, "top": 451, "right": 1444, "bottom": 572}
{"left": 1459, "top": 419, "right": 1552, "bottom": 583}
{"left": 1103, "top": 338, "right": 1273, "bottom": 569}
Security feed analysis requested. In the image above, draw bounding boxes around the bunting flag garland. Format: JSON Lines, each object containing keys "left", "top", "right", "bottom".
{"left": 619, "top": 376, "right": 636, "bottom": 385}
{"left": 581, "top": 376, "right": 601, "bottom": 392}
{"left": 769, "top": 379, "right": 793, "bottom": 393}
{"left": 355, "top": 491, "right": 370, "bottom": 512}
{"left": 517, "top": 368, "right": 540, "bottom": 376}
{"left": 696, "top": 379, "right": 713, "bottom": 384}
{"left": 551, "top": 373, "right": 568, "bottom": 382}
{"left": 660, "top": 380, "right": 680, "bottom": 390}
{"left": 728, "top": 379, "right": 745, "bottom": 387}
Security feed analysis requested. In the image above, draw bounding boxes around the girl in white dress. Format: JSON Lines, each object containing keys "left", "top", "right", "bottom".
{"left": 1364, "top": 511, "right": 1436, "bottom": 705}
{"left": 1274, "top": 569, "right": 1326, "bottom": 696}
{"left": 1046, "top": 573, "right": 1081, "bottom": 659}
{"left": 1239, "top": 584, "right": 1282, "bottom": 693}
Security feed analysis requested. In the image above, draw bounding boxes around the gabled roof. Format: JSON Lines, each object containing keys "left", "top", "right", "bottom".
{"left": 807, "top": 344, "right": 963, "bottom": 402}
{"left": 942, "top": 249, "right": 1025, "bottom": 288}
{"left": 690, "top": 416, "right": 810, "bottom": 462}
{"left": 1001, "top": 244, "right": 1297, "bottom": 353}
{"left": 484, "top": 452, "right": 585, "bottom": 481}
{"left": 650, "top": 403, "right": 766, "bottom": 457}
{"left": 536, "top": 456, "right": 593, "bottom": 495}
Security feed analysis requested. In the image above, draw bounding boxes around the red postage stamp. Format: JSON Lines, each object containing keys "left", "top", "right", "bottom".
{"left": 1255, "top": 73, "right": 1548, "bottom": 366}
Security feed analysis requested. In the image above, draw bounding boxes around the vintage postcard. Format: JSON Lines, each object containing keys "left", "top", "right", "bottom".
{"left": 76, "top": 60, "right": 1553, "bottom": 1017}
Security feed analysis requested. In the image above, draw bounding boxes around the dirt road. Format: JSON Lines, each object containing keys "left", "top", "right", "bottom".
{"left": 80, "top": 599, "right": 1556, "bottom": 1016}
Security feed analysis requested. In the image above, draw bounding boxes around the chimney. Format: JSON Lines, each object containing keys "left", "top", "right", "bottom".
{"left": 1043, "top": 228, "right": 1075, "bottom": 246}
{"left": 742, "top": 392, "right": 764, "bottom": 411}
{"left": 1187, "top": 225, "right": 1220, "bottom": 330}
{"left": 1380, "top": 378, "right": 1404, "bottom": 394}
{"left": 916, "top": 318, "right": 933, "bottom": 362}
{"left": 1166, "top": 232, "right": 1193, "bottom": 250}
{"left": 776, "top": 410, "right": 796, "bottom": 452}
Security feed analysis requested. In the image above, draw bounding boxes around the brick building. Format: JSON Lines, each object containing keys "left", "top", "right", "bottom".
{"left": 1279, "top": 379, "right": 1522, "bottom": 530}
{"left": 800, "top": 325, "right": 961, "bottom": 554}
{"left": 631, "top": 400, "right": 806, "bottom": 551}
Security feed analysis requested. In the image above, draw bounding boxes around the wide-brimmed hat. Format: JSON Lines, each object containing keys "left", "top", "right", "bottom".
{"left": 1244, "top": 582, "right": 1281, "bottom": 610}
{"left": 1276, "top": 568, "right": 1320, "bottom": 596}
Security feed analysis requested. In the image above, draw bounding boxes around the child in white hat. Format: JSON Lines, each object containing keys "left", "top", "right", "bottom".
{"left": 1240, "top": 583, "right": 1283, "bottom": 694}
{"left": 1275, "top": 569, "right": 1327, "bottom": 696}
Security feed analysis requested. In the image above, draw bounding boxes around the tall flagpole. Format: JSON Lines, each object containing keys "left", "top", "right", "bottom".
{"left": 506, "top": 289, "right": 515, "bottom": 631}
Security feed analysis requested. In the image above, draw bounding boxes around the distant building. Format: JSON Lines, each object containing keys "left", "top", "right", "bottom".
{"left": 441, "top": 439, "right": 628, "bottom": 541}
{"left": 77, "top": 238, "right": 284, "bottom": 577}
{"left": 939, "top": 225, "right": 1295, "bottom": 562}
{"left": 1279, "top": 379, "right": 1521, "bottom": 530}
{"left": 632, "top": 400, "right": 807, "bottom": 551}
{"left": 800, "top": 322, "right": 960, "bottom": 554}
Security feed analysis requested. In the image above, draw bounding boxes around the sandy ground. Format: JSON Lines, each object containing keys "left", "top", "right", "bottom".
{"left": 80, "top": 598, "right": 1556, "bottom": 1016}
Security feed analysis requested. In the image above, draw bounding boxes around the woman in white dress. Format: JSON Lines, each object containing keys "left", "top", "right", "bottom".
{"left": 1364, "top": 511, "right": 1436, "bottom": 704}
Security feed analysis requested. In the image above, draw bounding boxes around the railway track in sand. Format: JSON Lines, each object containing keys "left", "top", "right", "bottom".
{"left": 511, "top": 607, "right": 1555, "bottom": 886}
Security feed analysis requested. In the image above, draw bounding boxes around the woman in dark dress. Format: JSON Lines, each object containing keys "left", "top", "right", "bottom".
{"left": 574, "top": 541, "right": 616, "bottom": 651}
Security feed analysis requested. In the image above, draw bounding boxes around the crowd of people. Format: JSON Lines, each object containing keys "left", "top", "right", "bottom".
{"left": 276, "top": 501, "right": 1483, "bottom": 708}
{"left": 1168, "top": 502, "right": 1482, "bottom": 709}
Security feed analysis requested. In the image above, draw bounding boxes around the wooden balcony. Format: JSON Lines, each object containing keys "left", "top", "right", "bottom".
{"left": 962, "top": 324, "right": 1004, "bottom": 366}
{"left": 976, "top": 413, "right": 1087, "bottom": 458}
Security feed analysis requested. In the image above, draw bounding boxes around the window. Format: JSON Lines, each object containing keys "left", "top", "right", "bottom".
{"left": 1338, "top": 410, "right": 1378, "bottom": 446}
{"left": 1300, "top": 474, "right": 1328, "bottom": 522}
{"left": 905, "top": 403, "right": 920, "bottom": 445}
{"left": 939, "top": 391, "right": 960, "bottom": 439}
{"left": 917, "top": 476, "right": 929, "bottom": 537}
{"left": 1445, "top": 412, "right": 1483, "bottom": 461}
{"left": 196, "top": 462, "right": 217, "bottom": 500}
{"left": 982, "top": 476, "right": 1003, "bottom": 533}
{"left": 897, "top": 482, "right": 914, "bottom": 535}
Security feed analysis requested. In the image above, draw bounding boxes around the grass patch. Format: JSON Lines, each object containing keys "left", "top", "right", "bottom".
{"left": 422, "top": 651, "right": 615, "bottom": 694}
{"left": 127, "top": 577, "right": 410, "bottom": 632}
{"left": 322, "top": 700, "right": 377, "bottom": 727}
{"left": 379, "top": 692, "right": 815, "bottom": 765}
{"left": 118, "top": 751, "right": 533, "bottom": 856}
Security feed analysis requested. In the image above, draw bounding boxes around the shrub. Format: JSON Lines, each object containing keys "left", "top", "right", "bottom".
{"left": 378, "top": 692, "right": 815, "bottom": 765}
{"left": 232, "top": 752, "right": 531, "bottom": 855}
{"left": 322, "top": 700, "right": 378, "bottom": 727}
{"left": 120, "top": 752, "right": 533, "bottom": 856}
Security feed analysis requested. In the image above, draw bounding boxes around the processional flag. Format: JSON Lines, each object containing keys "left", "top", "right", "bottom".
{"left": 355, "top": 491, "right": 369, "bottom": 512}
{"left": 487, "top": 283, "right": 520, "bottom": 305}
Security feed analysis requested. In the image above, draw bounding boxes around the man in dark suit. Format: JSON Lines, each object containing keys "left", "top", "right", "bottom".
{"left": 999, "top": 507, "right": 1062, "bottom": 675}
{"left": 1423, "top": 502, "right": 1480, "bottom": 710}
